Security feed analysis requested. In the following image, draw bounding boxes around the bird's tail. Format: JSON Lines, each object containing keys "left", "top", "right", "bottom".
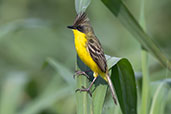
{"left": 106, "top": 74, "right": 117, "bottom": 105}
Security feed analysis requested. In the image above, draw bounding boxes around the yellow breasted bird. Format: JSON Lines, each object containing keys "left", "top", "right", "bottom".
{"left": 67, "top": 12, "right": 117, "bottom": 104}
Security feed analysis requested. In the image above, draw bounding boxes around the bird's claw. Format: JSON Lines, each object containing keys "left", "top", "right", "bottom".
{"left": 75, "top": 86, "right": 92, "bottom": 97}
{"left": 73, "top": 70, "right": 89, "bottom": 79}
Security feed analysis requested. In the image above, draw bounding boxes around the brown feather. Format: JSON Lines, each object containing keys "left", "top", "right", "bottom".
{"left": 73, "top": 12, "right": 89, "bottom": 26}
{"left": 87, "top": 37, "right": 107, "bottom": 73}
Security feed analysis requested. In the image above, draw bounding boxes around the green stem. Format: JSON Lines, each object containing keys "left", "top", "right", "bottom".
{"left": 140, "top": 50, "right": 150, "bottom": 114}
{"left": 75, "top": 56, "right": 91, "bottom": 114}
{"left": 139, "top": 0, "right": 150, "bottom": 114}
{"left": 76, "top": 69, "right": 89, "bottom": 114}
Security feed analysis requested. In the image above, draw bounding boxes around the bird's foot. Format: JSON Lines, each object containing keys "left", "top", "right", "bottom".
{"left": 73, "top": 70, "right": 90, "bottom": 79}
{"left": 75, "top": 86, "right": 92, "bottom": 97}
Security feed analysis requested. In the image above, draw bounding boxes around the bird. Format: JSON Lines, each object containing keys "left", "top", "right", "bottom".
{"left": 67, "top": 12, "right": 117, "bottom": 104}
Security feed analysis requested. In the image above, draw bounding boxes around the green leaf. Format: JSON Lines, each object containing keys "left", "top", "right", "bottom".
{"left": 76, "top": 55, "right": 137, "bottom": 114}
{"left": 101, "top": 0, "right": 171, "bottom": 70}
{"left": 150, "top": 79, "right": 171, "bottom": 114}
{"left": 19, "top": 87, "right": 72, "bottom": 114}
{"left": 19, "top": 58, "right": 75, "bottom": 114}
{"left": 20, "top": 58, "right": 75, "bottom": 114}
{"left": 0, "top": 19, "right": 48, "bottom": 41}
{"left": 45, "top": 57, "right": 75, "bottom": 86}
{"left": 75, "top": 0, "right": 91, "bottom": 14}
{"left": 110, "top": 57, "right": 137, "bottom": 114}
{"left": 0, "top": 72, "right": 28, "bottom": 114}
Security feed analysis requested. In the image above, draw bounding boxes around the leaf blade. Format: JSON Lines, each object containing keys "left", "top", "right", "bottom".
{"left": 76, "top": 55, "right": 137, "bottom": 114}
{"left": 101, "top": 0, "right": 171, "bottom": 70}
{"left": 46, "top": 58, "right": 75, "bottom": 86}
{"left": 19, "top": 87, "right": 72, "bottom": 114}
{"left": 0, "top": 72, "right": 28, "bottom": 114}
{"left": 110, "top": 57, "right": 137, "bottom": 114}
{"left": 75, "top": 0, "right": 91, "bottom": 14}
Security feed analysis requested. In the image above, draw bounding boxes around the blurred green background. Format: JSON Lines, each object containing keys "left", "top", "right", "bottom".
{"left": 0, "top": 0, "right": 170, "bottom": 114}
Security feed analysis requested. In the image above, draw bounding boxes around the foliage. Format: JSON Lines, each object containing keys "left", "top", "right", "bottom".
{"left": 0, "top": 0, "right": 170, "bottom": 114}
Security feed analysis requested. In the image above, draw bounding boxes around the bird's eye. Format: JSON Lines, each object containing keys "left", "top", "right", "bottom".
{"left": 76, "top": 26, "right": 84, "bottom": 32}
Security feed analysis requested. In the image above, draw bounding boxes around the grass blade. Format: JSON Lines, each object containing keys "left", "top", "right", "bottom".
{"left": 150, "top": 81, "right": 170, "bottom": 114}
{"left": 20, "top": 58, "right": 75, "bottom": 114}
{"left": 0, "top": 72, "right": 28, "bottom": 114}
{"left": 0, "top": 19, "right": 48, "bottom": 41}
{"left": 45, "top": 58, "right": 75, "bottom": 86}
{"left": 75, "top": 0, "right": 91, "bottom": 14}
{"left": 19, "top": 87, "right": 72, "bottom": 114}
{"left": 101, "top": 0, "right": 171, "bottom": 70}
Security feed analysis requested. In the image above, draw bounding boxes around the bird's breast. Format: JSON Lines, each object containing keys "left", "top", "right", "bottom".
{"left": 73, "top": 30, "right": 100, "bottom": 73}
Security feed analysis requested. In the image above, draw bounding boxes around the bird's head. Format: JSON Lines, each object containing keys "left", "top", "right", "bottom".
{"left": 67, "top": 12, "right": 93, "bottom": 34}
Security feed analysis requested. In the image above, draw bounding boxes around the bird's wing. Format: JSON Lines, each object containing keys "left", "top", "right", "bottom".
{"left": 87, "top": 37, "right": 107, "bottom": 73}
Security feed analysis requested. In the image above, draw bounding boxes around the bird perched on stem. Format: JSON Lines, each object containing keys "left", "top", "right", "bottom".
{"left": 67, "top": 12, "right": 117, "bottom": 104}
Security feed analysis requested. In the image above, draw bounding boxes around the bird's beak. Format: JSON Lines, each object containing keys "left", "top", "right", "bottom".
{"left": 67, "top": 25, "right": 75, "bottom": 29}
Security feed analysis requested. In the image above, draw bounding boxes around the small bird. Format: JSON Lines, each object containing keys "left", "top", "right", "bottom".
{"left": 67, "top": 12, "right": 117, "bottom": 104}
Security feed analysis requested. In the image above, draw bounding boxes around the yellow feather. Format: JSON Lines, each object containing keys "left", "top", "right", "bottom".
{"left": 73, "top": 29, "right": 107, "bottom": 81}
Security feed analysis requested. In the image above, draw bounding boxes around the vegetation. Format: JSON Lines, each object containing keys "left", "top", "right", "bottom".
{"left": 0, "top": 0, "right": 170, "bottom": 114}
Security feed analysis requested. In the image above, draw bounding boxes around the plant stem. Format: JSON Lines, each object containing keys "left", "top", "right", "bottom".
{"left": 76, "top": 56, "right": 91, "bottom": 114}
{"left": 139, "top": 0, "right": 150, "bottom": 114}
{"left": 140, "top": 50, "right": 150, "bottom": 114}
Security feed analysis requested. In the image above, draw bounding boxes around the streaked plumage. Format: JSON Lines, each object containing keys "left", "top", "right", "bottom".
{"left": 67, "top": 12, "right": 117, "bottom": 104}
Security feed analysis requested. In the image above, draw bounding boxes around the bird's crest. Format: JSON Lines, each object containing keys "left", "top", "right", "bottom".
{"left": 73, "top": 12, "right": 89, "bottom": 26}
